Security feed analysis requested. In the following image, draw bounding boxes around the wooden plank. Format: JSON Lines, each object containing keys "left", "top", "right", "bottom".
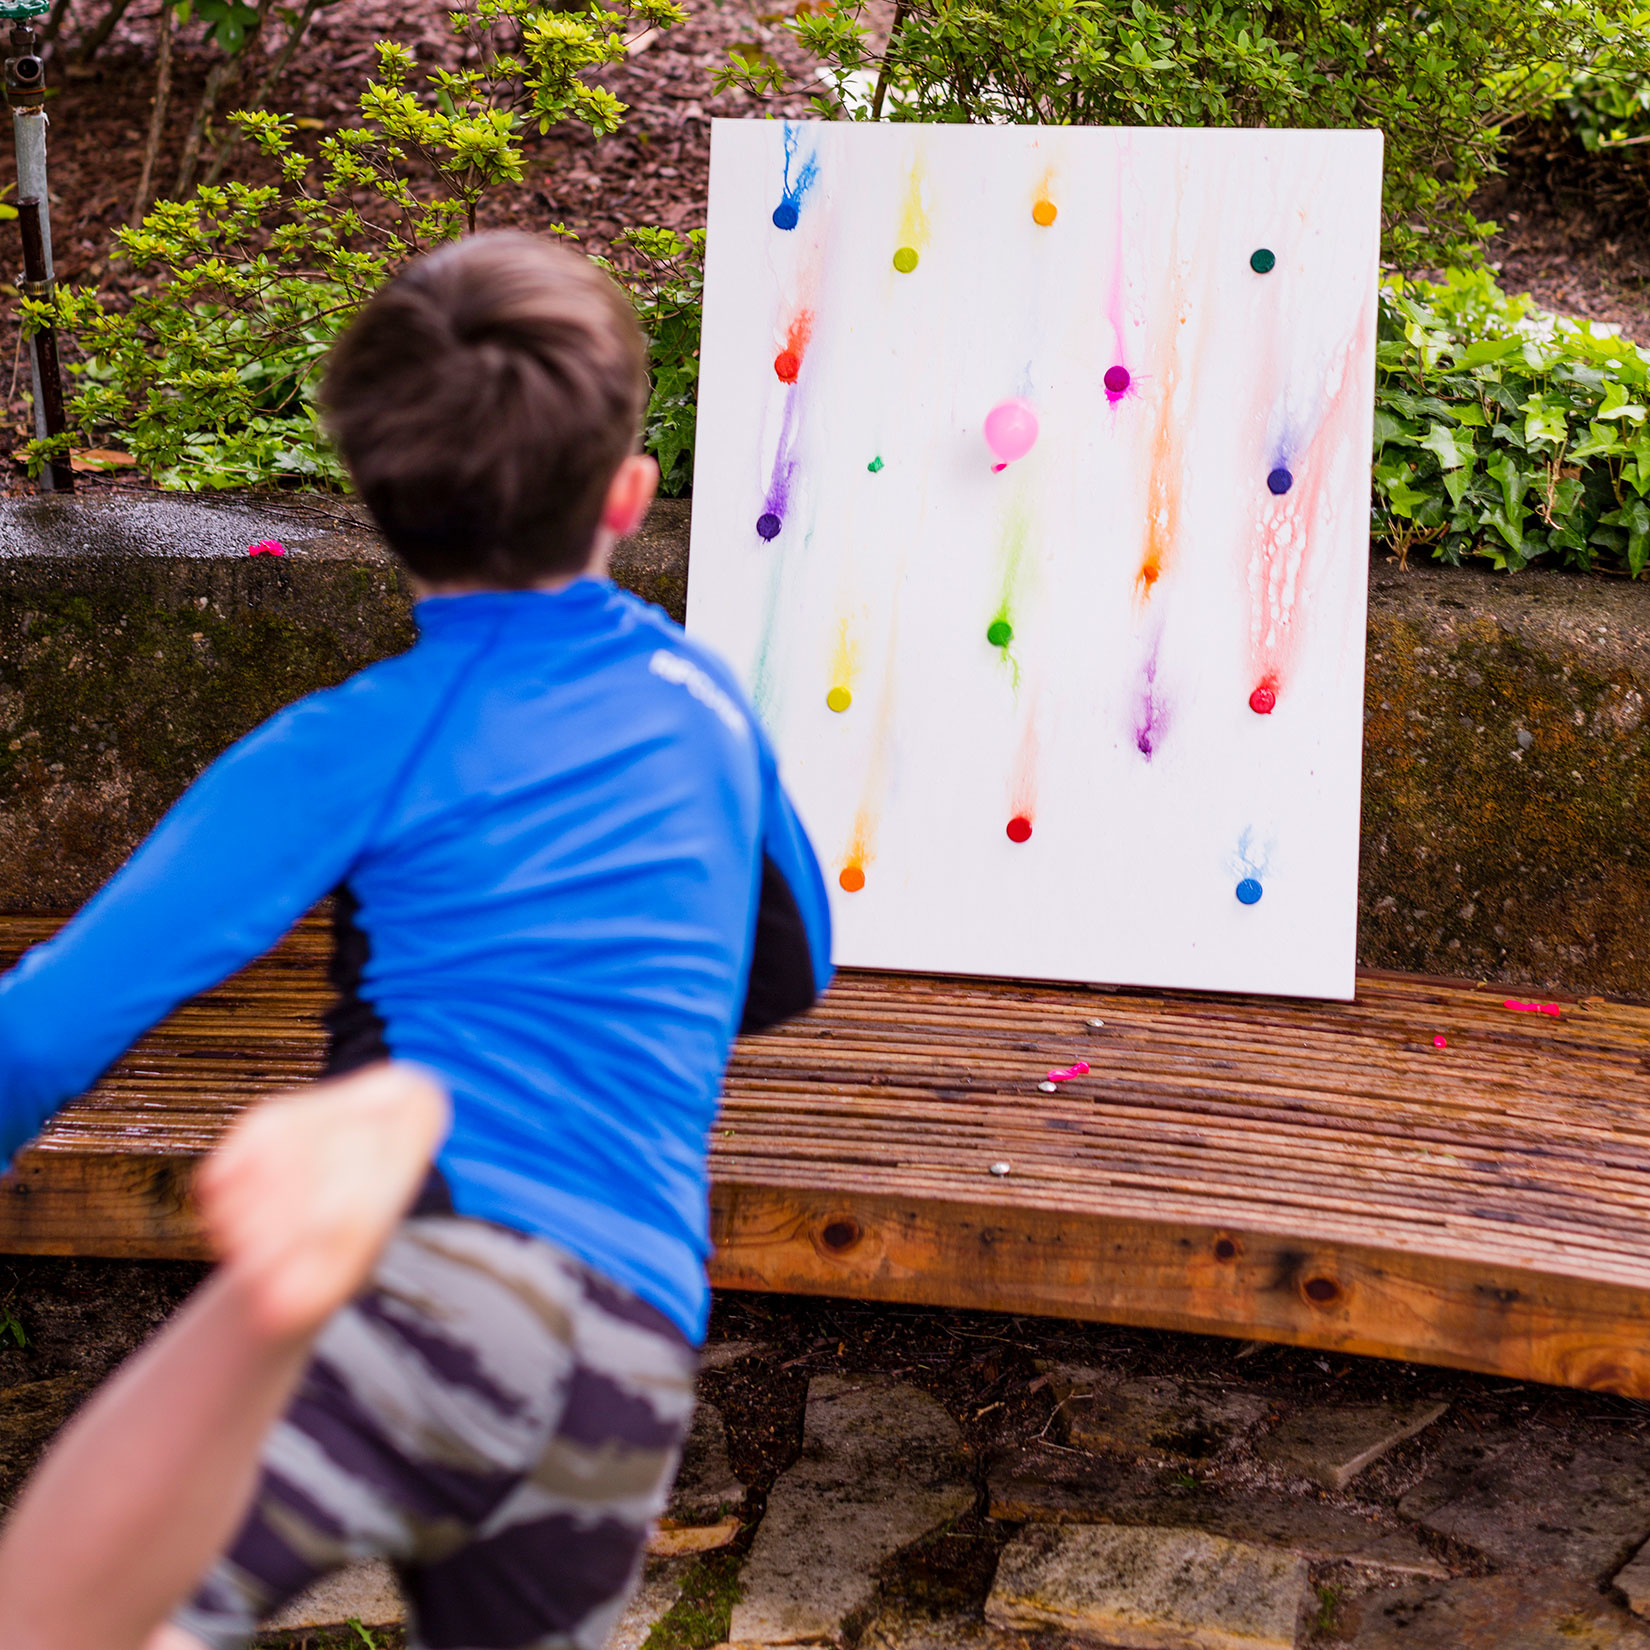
{"left": 707, "top": 1183, "right": 1650, "bottom": 1395}
{"left": 7, "top": 915, "right": 1650, "bottom": 1391}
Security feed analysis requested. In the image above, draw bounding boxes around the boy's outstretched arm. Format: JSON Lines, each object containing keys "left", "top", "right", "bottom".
{"left": 739, "top": 737, "right": 833, "bottom": 1035}
{"left": 0, "top": 676, "right": 415, "bottom": 1164}
{"left": 0, "top": 1061, "right": 448, "bottom": 1650}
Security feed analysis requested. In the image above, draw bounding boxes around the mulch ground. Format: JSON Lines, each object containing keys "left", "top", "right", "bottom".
{"left": 8, "top": 0, "right": 1650, "bottom": 495}
{"left": 0, "top": 0, "right": 831, "bottom": 487}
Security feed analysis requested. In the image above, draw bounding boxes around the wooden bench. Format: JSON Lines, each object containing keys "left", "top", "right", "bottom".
{"left": 4, "top": 915, "right": 1650, "bottom": 1395}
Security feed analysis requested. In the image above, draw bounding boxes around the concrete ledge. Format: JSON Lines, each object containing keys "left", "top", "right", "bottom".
{"left": 1, "top": 493, "right": 1646, "bottom": 999}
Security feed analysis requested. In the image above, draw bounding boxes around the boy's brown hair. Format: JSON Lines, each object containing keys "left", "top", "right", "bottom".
{"left": 322, "top": 232, "right": 649, "bottom": 588}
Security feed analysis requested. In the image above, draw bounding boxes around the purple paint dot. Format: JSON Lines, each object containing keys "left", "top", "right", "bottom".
{"left": 756, "top": 512, "right": 782, "bottom": 540}
{"left": 772, "top": 201, "right": 799, "bottom": 231}
{"left": 1267, "top": 466, "right": 1293, "bottom": 496}
{"left": 1104, "top": 365, "right": 1130, "bottom": 395}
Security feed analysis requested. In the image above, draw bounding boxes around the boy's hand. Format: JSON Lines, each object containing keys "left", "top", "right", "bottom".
{"left": 195, "top": 1062, "right": 451, "bottom": 1340}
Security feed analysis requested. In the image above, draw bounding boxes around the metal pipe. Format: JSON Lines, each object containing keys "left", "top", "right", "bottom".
{"left": 17, "top": 197, "right": 70, "bottom": 492}
{"left": 5, "top": 9, "right": 69, "bottom": 493}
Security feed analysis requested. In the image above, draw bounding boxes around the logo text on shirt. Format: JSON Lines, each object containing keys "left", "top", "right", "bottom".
{"left": 649, "top": 650, "right": 748, "bottom": 738}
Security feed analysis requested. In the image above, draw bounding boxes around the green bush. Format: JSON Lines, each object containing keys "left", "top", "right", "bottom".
{"left": 1374, "top": 267, "right": 1650, "bottom": 575}
{"left": 605, "top": 226, "right": 703, "bottom": 499}
{"left": 28, "top": 0, "right": 686, "bottom": 490}
{"left": 1488, "top": 6, "right": 1650, "bottom": 152}
{"left": 721, "top": 0, "right": 1650, "bottom": 267}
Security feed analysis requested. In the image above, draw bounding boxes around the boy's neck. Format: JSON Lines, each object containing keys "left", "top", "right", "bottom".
{"left": 410, "top": 536, "right": 612, "bottom": 601}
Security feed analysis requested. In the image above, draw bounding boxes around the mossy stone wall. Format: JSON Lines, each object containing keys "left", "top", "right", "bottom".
{"left": 2, "top": 494, "right": 1646, "bottom": 1000}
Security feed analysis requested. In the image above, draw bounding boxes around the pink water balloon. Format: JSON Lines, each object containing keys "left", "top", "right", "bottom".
{"left": 984, "top": 398, "right": 1039, "bottom": 470}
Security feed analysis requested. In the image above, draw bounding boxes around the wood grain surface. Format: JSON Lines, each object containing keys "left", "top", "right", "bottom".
{"left": 3, "top": 916, "right": 1649, "bottom": 1392}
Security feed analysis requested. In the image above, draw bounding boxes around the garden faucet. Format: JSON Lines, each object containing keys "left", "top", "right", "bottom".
{"left": 2, "top": 0, "right": 71, "bottom": 492}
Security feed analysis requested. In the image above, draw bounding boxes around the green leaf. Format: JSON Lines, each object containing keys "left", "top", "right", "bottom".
{"left": 1457, "top": 336, "right": 1524, "bottom": 367}
{"left": 1420, "top": 420, "right": 1474, "bottom": 471}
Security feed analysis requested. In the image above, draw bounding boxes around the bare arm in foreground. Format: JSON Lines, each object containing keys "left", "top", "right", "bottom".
{"left": 0, "top": 1061, "right": 449, "bottom": 1650}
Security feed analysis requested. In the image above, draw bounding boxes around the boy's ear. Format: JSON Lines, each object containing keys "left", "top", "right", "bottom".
{"left": 601, "top": 454, "right": 659, "bottom": 539}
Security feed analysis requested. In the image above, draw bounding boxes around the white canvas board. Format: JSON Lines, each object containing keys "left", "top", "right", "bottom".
{"left": 687, "top": 119, "right": 1383, "bottom": 999}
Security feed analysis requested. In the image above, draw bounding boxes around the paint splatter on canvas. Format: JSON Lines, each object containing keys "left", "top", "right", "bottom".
{"left": 688, "top": 122, "right": 1382, "bottom": 999}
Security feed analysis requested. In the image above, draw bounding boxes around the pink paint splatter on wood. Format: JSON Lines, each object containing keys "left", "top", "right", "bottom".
{"left": 1047, "top": 1062, "right": 1090, "bottom": 1081}
{"left": 1504, "top": 999, "right": 1563, "bottom": 1018}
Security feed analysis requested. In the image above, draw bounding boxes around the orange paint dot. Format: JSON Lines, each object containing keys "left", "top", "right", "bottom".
{"left": 839, "top": 866, "right": 865, "bottom": 893}
{"left": 774, "top": 350, "right": 800, "bottom": 382}
{"left": 1032, "top": 199, "right": 1057, "bottom": 227}
{"left": 1140, "top": 563, "right": 1160, "bottom": 585}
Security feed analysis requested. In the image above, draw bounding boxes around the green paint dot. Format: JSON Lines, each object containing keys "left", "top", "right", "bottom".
{"left": 1250, "top": 247, "right": 1276, "bottom": 274}
{"left": 892, "top": 246, "right": 919, "bottom": 274}
{"left": 867, "top": 456, "right": 884, "bottom": 473}
{"left": 986, "top": 619, "right": 1013, "bottom": 648}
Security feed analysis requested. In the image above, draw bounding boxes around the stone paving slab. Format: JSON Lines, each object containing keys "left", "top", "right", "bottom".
{"left": 263, "top": 1559, "right": 404, "bottom": 1631}
{"left": 1616, "top": 1541, "right": 1650, "bottom": 1618}
{"left": 1342, "top": 1571, "right": 1650, "bottom": 1648}
{"left": 1398, "top": 1427, "right": 1650, "bottom": 1577}
{"left": 730, "top": 1375, "right": 972, "bottom": 1647}
{"left": 1256, "top": 1399, "right": 1449, "bottom": 1491}
{"left": 669, "top": 1399, "right": 744, "bottom": 1522}
{"left": 1048, "top": 1367, "right": 1274, "bottom": 1461}
{"left": 608, "top": 1553, "right": 697, "bottom": 1650}
{"left": 987, "top": 1445, "right": 1447, "bottom": 1577}
{"left": 986, "top": 1522, "right": 1309, "bottom": 1650}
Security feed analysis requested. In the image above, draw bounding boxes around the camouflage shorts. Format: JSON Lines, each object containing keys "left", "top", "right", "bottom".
{"left": 172, "top": 1216, "right": 698, "bottom": 1650}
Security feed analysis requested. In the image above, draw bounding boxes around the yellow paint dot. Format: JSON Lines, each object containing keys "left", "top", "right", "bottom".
{"left": 839, "top": 865, "right": 866, "bottom": 893}
{"left": 826, "top": 685, "right": 852, "bottom": 713}
{"left": 1032, "top": 199, "right": 1057, "bottom": 227}
{"left": 892, "top": 246, "right": 919, "bottom": 274}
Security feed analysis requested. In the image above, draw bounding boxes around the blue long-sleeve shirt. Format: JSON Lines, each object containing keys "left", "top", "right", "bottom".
{"left": 0, "top": 582, "right": 832, "bottom": 1342}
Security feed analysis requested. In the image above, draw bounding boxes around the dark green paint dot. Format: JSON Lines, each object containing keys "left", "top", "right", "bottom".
{"left": 867, "top": 456, "right": 884, "bottom": 473}
{"left": 987, "top": 619, "right": 1013, "bottom": 648}
{"left": 1250, "top": 247, "right": 1276, "bottom": 274}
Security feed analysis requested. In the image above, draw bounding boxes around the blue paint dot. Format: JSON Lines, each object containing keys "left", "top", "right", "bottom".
{"left": 772, "top": 201, "right": 799, "bottom": 231}
{"left": 1267, "top": 467, "right": 1293, "bottom": 496}
{"left": 1236, "top": 878, "right": 1263, "bottom": 906}
{"left": 756, "top": 512, "right": 782, "bottom": 541}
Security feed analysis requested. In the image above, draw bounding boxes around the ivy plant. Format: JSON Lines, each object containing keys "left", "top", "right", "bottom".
{"left": 1374, "top": 268, "right": 1650, "bottom": 576}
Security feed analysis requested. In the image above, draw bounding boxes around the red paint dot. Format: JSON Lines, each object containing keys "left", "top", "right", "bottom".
{"left": 1249, "top": 685, "right": 1277, "bottom": 715}
{"left": 774, "top": 351, "right": 800, "bottom": 382}
{"left": 1006, "top": 816, "right": 1033, "bottom": 843}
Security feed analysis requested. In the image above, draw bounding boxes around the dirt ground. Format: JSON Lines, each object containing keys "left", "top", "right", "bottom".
{"left": 2, "top": 1260, "right": 1649, "bottom": 1649}
{"left": 7, "top": 0, "right": 1650, "bottom": 486}
{"left": 0, "top": 0, "right": 825, "bottom": 477}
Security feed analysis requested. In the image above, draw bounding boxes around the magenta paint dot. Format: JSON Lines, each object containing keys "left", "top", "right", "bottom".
{"left": 1006, "top": 815, "right": 1032, "bottom": 843}
{"left": 1267, "top": 466, "right": 1293, "bottom": 496}
{"left": 756, "top": 513, "right": 782, "bottom": 540}
{"left": 1433, "top": 1034, "right": 1448, "bottom": 1049}
{"left": 1249, "top": 685, "right": 1276, "bottom": 715}
{"left": 1104, "top": 365, "right": 1130, "bottom": 395}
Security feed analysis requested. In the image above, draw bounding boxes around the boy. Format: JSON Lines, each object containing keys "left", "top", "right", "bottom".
{"left": 0, "top": 231, "right": 831, "bottom": 1650}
